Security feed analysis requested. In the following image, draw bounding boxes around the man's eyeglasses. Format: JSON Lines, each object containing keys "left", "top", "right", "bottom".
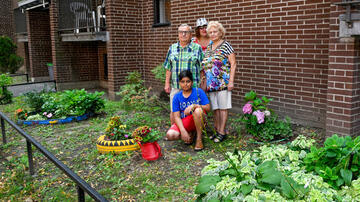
{"left": 178, "top": 31, "right": 191, "bottom": 35}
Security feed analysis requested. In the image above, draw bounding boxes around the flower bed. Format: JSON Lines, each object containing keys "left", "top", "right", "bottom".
{"left": 195, "top": 135, "right": 360, "bottom": 201}
{"left": 15, "top": 89, "right": 104, "bottom": 125}
{"left": 17, "top": 113, "right": 92, "bottom": 125}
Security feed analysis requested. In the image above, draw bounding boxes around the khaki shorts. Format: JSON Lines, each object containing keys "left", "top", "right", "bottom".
{"left": 170, "top": 88, "right": 181, "bottom": 112}
{"left": 209, "top": 90, "right": 232, "bottom": 110}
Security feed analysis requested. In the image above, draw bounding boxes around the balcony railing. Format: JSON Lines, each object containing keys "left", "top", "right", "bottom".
{"left": 59, "top": 0, "right": 106, "bottom": 33}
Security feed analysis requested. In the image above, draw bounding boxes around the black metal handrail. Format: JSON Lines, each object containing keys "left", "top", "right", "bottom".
{"left": 0, "top": 111, "right": 108, "bottom": 202}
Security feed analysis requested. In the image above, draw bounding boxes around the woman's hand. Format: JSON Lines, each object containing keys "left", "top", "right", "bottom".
{"left": 228, "top": 81, "right": 234, "bottom": 91}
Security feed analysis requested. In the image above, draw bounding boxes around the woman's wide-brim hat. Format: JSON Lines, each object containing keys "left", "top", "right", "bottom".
{"left": 196, "top": 18, "right": 208, "bottom": 27}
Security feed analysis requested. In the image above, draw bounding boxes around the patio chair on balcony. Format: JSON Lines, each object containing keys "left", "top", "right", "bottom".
{"left": 96, "top": 0, "right": 106, "bottom": 32}
{"left": 70, "top": 2, "right": 96, "bottom": 33}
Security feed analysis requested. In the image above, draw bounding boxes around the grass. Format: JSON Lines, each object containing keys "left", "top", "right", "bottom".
{"left": 0, "top": 94, "right": 323, "bottom": 201}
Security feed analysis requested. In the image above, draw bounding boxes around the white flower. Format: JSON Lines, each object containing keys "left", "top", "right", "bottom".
{"left": 264, "top": 110, "right": 271, "bottom": 116}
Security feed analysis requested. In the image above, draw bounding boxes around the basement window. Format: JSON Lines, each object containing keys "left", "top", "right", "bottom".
{"left": 153, "top": 0, "right": 170, "bottom": 27}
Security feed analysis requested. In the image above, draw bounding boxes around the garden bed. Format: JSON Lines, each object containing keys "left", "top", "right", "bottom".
{"left": 17, "top": 113, "right": 92, "bottom": 125}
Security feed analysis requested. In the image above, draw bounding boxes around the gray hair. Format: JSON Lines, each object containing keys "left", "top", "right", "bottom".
{"left": 207, "top": 21, "right": 226, "bottom": 38}
{"left": 178, "top": 24, "right": 192, "bottom": 32}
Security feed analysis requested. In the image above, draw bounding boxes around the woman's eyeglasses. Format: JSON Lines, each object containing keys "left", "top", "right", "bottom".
{"left": 198, "top": 26, "right": 207, "bottom": 30}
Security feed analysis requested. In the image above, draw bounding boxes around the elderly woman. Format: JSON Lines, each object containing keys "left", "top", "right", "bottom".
{"left": 202, "top": 21, "right": 236, "bottom": 142}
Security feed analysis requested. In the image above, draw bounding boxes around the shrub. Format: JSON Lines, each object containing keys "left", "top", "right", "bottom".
{"left": 0, "top": 36, "right": 23, "bottom": 74}
{"left": 23, "top": 90, "right": 48, "bottom": 112}
{"left": 235, "top": 91, "right": 292, "bottom": 141}
{"left": 116, "top": 71, "right": 157, "bottom": 111}
{"left": 151, "top": 64, "right": 166, "bottom": 84}
{"left": 0, "top": 74, "right": 13, "bottom": 104}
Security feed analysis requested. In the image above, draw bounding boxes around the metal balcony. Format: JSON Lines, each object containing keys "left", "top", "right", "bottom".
{"left": 59, "top": 0, "right": 107, "bottom": 42}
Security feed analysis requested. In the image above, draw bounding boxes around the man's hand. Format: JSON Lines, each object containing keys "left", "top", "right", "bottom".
{"left": 164, "top": 83, "right": 171, "bottom": 94}
{"left": 184, "top": 104, "right": 194, "bottom": 116}
{"left": 180, "top": 129, "right": 191, "bottom": 143}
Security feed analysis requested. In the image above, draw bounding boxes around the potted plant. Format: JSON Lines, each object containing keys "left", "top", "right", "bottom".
{"left": 96, "top": 116, "right": 140, "bottom": 154}
{"left": 132, "top": 126, "right": 163, "bottom": 161}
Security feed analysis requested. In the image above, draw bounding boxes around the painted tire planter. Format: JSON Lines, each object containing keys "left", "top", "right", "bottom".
{"left": 17, "top": 113, "right": 92, "bottom": 125}
{"left": 96, "top": 135, "right": 140, "bottom": 154}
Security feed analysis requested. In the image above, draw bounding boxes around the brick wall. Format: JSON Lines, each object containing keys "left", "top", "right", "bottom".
{"left": 106, "top": 0, "right": 144, "bottom": 99}
{"left": 27, "top": 10, "right": 52, "bottom": 79}
{"left": 142, "top": 0, "right": 332, "bottom": 128}
{"left": 0, "top": 0, "right": 14, "bottom": 39}
{"left": 326, "top": 0, "right": 360, "bottom": 137}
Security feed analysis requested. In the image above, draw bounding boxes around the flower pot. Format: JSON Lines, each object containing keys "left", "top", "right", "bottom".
{"left": 96, "top": 135, "right": 140, "bottom": 154}
{"left": 139, "top": 141, "right": 162, "bottom": 161}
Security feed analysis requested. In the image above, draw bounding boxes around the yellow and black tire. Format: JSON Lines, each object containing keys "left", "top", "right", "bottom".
{"left": 96, "top": 135, "right": 140, "bottom": 154}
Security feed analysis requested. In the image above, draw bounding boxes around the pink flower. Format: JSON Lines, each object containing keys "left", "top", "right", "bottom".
{"left": 124, "top": 135, "right": 129, "bottom": 138}
{"left": 43, "top": 112, "right": 47, "bottom": 116}
{"left": 242, "top": 103, "right": 253, "bottom": 114}
{"left": 46, "top": 113, "right": 53, "bottom": 118}
{"left": 253, "top": 110, "right": 265, "bottom": 124}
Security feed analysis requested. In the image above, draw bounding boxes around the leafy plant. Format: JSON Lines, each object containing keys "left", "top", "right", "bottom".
{"left": 116, "top": 71, "right": 157, "bottom": 111}
{"left": 0, "top": 73, "right": 13, "bottom": 104}
{"left": 235, "top": 91, "right": 292, "bottom": 141}
{"left": 0, "top": 36, "right": 23, "bottom": 74}
{"left": 23, "top": 90, "right": 48, "bottom": 112}
{"left": 304, "top": 134, "right": 360, "bottom": 189}
{"left": 132, "top": 126, "right": 162, "bottom": 143}
{"left": 151, "top": 64, "right": 166, "bottom": 84}
{"left": 105, "top": 116, "right": 131, "bottom": 141}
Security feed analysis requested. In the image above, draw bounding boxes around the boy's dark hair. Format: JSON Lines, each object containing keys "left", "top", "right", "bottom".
{"left": 179, "top": 70, "right": 193, "bottom": 82}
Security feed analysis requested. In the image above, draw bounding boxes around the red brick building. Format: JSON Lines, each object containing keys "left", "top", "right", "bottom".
{"left": 13, "top": 0, "right": 360, "bottom": 137}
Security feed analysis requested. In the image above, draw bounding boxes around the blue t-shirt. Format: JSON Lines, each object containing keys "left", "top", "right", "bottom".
{"left": 172, "top": 88, "right": 210, "bottom": 119}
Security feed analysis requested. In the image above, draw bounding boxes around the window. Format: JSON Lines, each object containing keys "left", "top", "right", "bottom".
{"left": 153, "top": 0, "right": 170, "bottom": 27}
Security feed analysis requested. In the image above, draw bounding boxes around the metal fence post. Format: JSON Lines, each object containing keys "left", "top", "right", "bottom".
{"left": 77, "top": 185, "right": 85, "bottom": 202}
{"left": 1, "top": 117, "right": 6, "bottom": 144}
{"left": 26, "top": 139, "right": 35, "bottom": 175}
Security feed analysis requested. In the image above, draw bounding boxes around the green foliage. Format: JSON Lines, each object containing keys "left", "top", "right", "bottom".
{"left": 23, "top": 90, "right": 48, "bottom": 112}
{"left": 57, "top": 89, "right": 105, "bottom": 116}
{"left": 151, "top": 64, "right": 166, "bottom": 84}
{"left": 0, "top": 36, "right": 23, "bottom": 74}
{"left": 234, "top": 90, "right": 293, "bottom": 141}
{"left": 19, "top": 89, "right": 105, "bottom": 119}
{"left": 304, "top": 134, "right": 360, "bottom": 189}
{"left": 116, "top": 71, "right": 157, "bottom": 111}
{"left": 0, "top": 74, "right": 13, "bottom": 104}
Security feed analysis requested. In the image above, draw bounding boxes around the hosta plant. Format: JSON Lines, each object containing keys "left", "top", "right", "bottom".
{"left": 195, "top": 135, "right": 359, "bottom": 201}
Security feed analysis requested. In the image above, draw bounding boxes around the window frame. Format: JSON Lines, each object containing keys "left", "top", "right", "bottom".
{"left": 153, "top": 0, "right": 171, "bottom": 27}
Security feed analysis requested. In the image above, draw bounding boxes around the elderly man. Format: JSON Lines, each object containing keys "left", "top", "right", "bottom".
{"left": 164, "top": 24, "right": 204, "bottom": 124}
